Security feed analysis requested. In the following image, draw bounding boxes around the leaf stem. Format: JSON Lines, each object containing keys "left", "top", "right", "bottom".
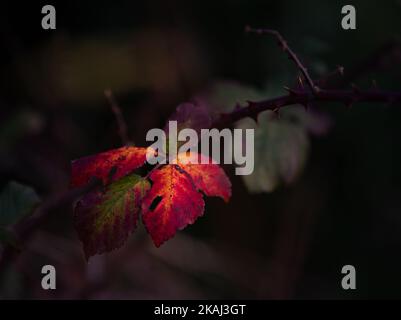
{"left": 104, "top": 89, "right": 132, "bottom": 146}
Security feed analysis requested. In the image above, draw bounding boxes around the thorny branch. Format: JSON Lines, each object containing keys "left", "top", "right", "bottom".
{"left": 212, "top": 27, "right": 401, "bottom": 128}
{"left": 245, "top": 26, "right": 319, "bottom": 94}
{"left": 212, "top": 88, "right": 401, "bottom": 128}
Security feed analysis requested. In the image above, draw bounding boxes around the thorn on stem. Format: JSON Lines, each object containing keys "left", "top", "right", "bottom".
{"left": 297, "top": 75, "right": 304, "bottom": 89}
{"left": 301, "top": 103, "right": 310, "bottom": 111}
{"left": 247, "top": 100, "right": 258, "bottom": 109}
{"left": 273, "top": 108, "right": 280, "bottom": 119}
{"left": 249, "top": 113, "right": 259, "bottom": 124}
{"left": 283, "top": 86, "right": 297, "bottom": 96}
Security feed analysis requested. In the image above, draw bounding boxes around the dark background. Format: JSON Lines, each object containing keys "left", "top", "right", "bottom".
{"left": 1, "top": 0, "right": 401, "bottom": 299}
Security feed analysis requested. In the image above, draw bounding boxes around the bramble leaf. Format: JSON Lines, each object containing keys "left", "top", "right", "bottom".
{"left": 237, "top": 111, "right": 309, "bottom": 192}
{"left": 71, "top": 104, "right": 231, "bottom": 255}
{"left": 74, "top": 174, "right": 150, "bottom": 259}
{"left": 237, "top": 107, "right": 330, "bottom": 192}
{"left": 141, "top": 165, "right": 205, "bottom": 247}
{"left": 176, "top": 152, "right": 231, "bottom": 202}
{"left": 71, "top": 146, "right": 147, "bottom": 187}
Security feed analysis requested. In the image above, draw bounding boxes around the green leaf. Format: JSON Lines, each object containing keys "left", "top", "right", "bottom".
{"left": 237, "top": 110, "right": 310, "bottom": 192}
{"left": 0, "top": 181, "right": 40, "bottom": 227}
{"left": 74, "top": 174, "right": 150, "bottom": 259}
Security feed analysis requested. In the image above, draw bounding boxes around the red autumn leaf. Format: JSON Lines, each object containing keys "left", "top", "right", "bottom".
{"left": 141, "top": 164, "right": 205, "bottom": 247}
{"left": 176, "top": 152, "right": 231, "bottom": 202}
{"left": 71, "top": 146, "right": 147, "bottom": 187}
{"left": 141, "top": 152, "right": 231, "bottom": 247}
{"left": 74, "top": 174, "right": 150, "bottom": 259}
{"left": 71, "top": 145, "right": 231, "bottom": 255}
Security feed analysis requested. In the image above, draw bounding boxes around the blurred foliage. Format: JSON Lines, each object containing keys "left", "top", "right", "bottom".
{"left": 0, "top": 181, "right": 40, "bottom": 228}
{"left": 238, "top": 111, "right": 311, "bottom": 192}
{"left": 205, "top": 81, "right": 330, "bottom": 192}
{"left": 18, "top": 29, "right": 207, "bottom": 105}
{"left": 0, "top": 109, "right": 45, "bottom": 149}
